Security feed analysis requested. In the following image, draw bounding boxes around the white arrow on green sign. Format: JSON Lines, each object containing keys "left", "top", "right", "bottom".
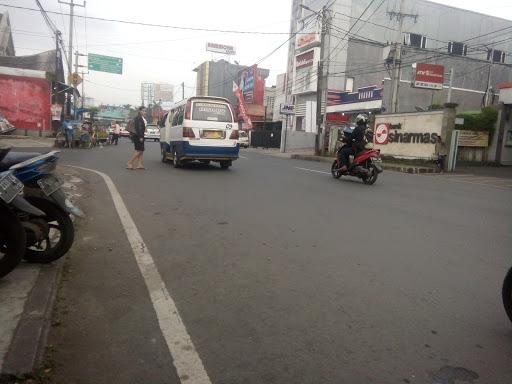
{"left": 88, "top": 53, "right": 123, "bottom": 74}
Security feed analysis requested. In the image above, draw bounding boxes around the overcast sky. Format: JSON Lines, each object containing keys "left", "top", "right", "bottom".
{"left": 1, "top": 0, "right": 511, "bottom": 106}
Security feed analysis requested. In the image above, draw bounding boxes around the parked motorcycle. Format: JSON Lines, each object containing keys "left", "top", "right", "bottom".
{"left": 0, "top": 147, "right": 81, "bottom": 263}
{"left": 503, "top": 267, "right": 512, "bottom": 323}
{"left": 0, "top": 170, "right": 45, "bottom": 277}
{"left": 331, "top": 127, "right": 383, "bottom": 185}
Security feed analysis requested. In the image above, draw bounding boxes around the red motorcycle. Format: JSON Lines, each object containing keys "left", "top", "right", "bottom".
{"left": 331, "top": 128, "right": 383, "bottom": 185}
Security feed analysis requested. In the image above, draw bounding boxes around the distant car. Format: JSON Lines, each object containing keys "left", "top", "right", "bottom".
{"left": 238, "top": 130, "right": 249, "bottom": 148}
{"left": 144, "top": 124, "right": 160, "bottom": 141}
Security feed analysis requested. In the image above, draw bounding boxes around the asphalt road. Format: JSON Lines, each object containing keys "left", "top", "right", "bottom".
{"left": 49, "top": 138, "right": 512, "bottom": 384}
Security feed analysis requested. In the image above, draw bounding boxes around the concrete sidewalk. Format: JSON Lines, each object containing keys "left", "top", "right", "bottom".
{"left": 0, "top": 136, "right": 55, "bottom": 149}
{"left": 0, "top": 168, "right": 84, "bottom": 379}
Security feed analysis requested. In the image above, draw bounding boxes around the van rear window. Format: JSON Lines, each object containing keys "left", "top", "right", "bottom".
{"left": 192, "top": 102, "right": 232, "bottom": 122}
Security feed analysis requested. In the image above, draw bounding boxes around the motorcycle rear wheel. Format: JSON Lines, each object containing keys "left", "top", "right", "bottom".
{"left": 23, "top": 197, "right": 74, "bottom": 264}
{"left": 502, "top": 267, "right": 512, "bottom": 323}
{"left": 331, "top": 160, "right": 342, "bottom": 179}
{"left": 363, "top": 164, "right": 379, "bottom": 185}
{"left": 0, "top": 204, "right": 26, "bottom": 278}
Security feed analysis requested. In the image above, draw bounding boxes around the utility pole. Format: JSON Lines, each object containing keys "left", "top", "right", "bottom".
{"left": 73, "top": 51, "right": 87, "bottom": 118}
{"left": 485, "top": 56, "right": 493, "bottom": 107}
{"left": 388, "top": 0, "right": 417, "bottom": 113}
{"left": 446, "top": 68, "right": 454, "bottom": 103}
{"left": 304, "top": 5, "right": 330, "bottom": 155}
{"left": 59, "top": 0, "right": 85, "bottom": 116}
{"left": 181, "top": 82, "right": 185, "bottom": 100}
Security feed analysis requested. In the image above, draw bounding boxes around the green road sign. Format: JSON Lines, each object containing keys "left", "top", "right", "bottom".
{"left": 88, "top": 53, "right": 123, "bottom": 74}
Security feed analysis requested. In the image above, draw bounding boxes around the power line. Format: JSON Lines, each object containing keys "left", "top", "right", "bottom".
{"left": 0, "top": 3, "right": 310, "bottom": 35}
{"left": 333, "top": 10, "right": 397, "bottom": 32}
{"left": 325, "top": 0, "right": 386, "bottom": 65}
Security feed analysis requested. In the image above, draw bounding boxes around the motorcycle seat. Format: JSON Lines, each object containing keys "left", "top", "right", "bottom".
{"left": 0, "top": 152, "right": 42, "bottom": 171}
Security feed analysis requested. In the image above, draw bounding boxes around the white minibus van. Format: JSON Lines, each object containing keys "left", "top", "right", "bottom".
{"left": 160, "top": 96, "right": 239, "bottom": 169}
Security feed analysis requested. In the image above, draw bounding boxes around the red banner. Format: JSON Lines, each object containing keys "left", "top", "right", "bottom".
{"left": 326, "top": 112, "right": 350, "bottom": 123}
{"left": 233, "top": 81, "right": 252, "bottom": 129}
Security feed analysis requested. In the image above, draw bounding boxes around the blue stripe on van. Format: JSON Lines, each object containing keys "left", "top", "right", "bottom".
{"left": 170, "top": 141, "right": 239, "bottom": 159}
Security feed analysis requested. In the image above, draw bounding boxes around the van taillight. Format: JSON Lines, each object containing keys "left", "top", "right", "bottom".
{"left": 229, "top": 130, "right": 239, "bottom": 140}
{"left": 185, "top": 100, "right": 191, "bottom": 120}
{"left": 183, "top": 127, "right": 195, "bottom": 138}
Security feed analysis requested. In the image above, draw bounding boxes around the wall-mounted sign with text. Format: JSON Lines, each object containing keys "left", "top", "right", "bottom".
{"left": 413, "top": 63, "right": 444, "bottom": 90}
{"left": 280, "top": 103, "right": 295, "bottom": 115}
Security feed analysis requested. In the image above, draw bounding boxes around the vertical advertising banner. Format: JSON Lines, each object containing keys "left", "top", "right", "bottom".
{"left": 239, "top": 66, "right": 255, "bottom": 104}
{"left": 233, "top": 81, "right": 253, "bottom": 129}
{"left": 293, "top": 48, "right": 317, "bottom": 94}
{"left": 238, "top": 65, "right": 266, "bottom": 106}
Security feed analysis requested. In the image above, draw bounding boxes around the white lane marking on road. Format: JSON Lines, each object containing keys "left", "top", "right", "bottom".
{"left": 239, "top": 155, "right": 249, "bottom": 159}
{"left": 446, "top": 178, "right": 511, "bottom": 190}
{"left": 65, "top": 165, "right": 212, "bottom": 384}
{"left": 295, "top": 166, "right": 331, "bottom": 175}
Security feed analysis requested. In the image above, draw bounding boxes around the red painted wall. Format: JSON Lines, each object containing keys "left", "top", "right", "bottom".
{"left": 0, "top": 75, "right": 51, "bottom": 131}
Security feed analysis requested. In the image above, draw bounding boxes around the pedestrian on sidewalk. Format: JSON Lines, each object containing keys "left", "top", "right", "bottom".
{"left": 126, "top": 107, "right": 147, "bottom": 170}
{"left": 435, "top": 134, "right": 447, "bottom": 172}
{"left": 112, "top": 120, "right": 120, "bottom": 145}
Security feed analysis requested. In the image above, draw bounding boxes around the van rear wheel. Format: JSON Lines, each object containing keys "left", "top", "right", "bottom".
{"left": 220, "top": 161, "right": 231, "bottom": 169}
{"left": 173, "top": 150, "right": 182, "bottom": 168}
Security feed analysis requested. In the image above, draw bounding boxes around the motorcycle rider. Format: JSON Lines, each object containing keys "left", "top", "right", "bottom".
{"left": 338, "top": 114, "right": 368, "bottom": 173}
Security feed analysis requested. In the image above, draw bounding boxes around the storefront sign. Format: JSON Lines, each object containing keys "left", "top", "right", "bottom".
{"left": 414, "top": 63, "right": 444, "bottom": 90}
{"left": 457, "top": 130, "right": 489, "bottom": 147}
{"left": 206, "top": 42, "right": 236, "bottom": 55}
{"left": 296, "top": 18, "right": 320, "bottom": 50}
{"left": 280, "top": 104, "right": 295, "bottom": 115}
{"left": 295, "top": 50, "right": 315, "bottom": 69}
{"left": 388, "top": 131, "right": 440, "bottom": 144}
{"left": 326, "top": 112, "right": 349, "bottom": 123}
{"left": 327, "top": 85, "right": 383, "bottom": 106}
{"left": 374, "top": 123, "right": 390, "bottom": 144}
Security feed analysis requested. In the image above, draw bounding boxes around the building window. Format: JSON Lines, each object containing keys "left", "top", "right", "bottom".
{"left": 487, "top": 49, "right": 506, "bottom": 63}
{"left": 296, "top": 116, "right": 304, "bottom": 131}
{"left": 448, "top": 41, "right": 467, "bottom": 56}
{"left": 404, "top": 33, "right": 427, "bottom": 49}
{"left": 345, "top": 77, "right": 354, "bottom": 92}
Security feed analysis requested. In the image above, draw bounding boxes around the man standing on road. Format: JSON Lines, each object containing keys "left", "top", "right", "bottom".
{"left": 63, "top": 115, "right": 74, "bottom": 149}
{"left": 126, "top": 107, "right": 147, "bottom": 170}
{"left": 112, "top": 120, "right": 121, "bottom": 145}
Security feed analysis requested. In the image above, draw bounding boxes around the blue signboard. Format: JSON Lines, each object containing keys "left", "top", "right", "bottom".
{"left": 327, "top": 85, "right": 383, "bottom": 106}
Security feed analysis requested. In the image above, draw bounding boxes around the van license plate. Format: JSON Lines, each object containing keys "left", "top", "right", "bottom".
{"left": 202, "top": 130, "right": 223, "bottom": 139}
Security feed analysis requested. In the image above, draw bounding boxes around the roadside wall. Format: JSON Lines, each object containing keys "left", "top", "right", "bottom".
{"left": 0, "top": 68, "right": 51, "bottom": 135}
{"left": 284, "top": 131, "right": 316, "bottom": 151}
{"left": 373, "top": 111, "right": 444, "bottom": 159}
